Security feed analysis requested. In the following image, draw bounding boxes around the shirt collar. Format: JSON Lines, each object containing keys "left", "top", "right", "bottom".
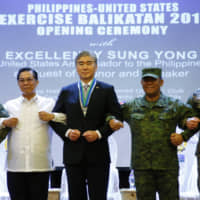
{"left": 20, "top": 94, "right": 38, "bottom": 103}
{"left": 81, "top": 79, "right": 93, "bottom": 87}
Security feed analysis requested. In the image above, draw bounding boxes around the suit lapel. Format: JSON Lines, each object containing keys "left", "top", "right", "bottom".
{"left": 72, "top": 83, "right": 85, "bottom": 117}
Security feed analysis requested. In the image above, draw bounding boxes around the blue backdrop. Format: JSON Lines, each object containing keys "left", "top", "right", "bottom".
{"left": 0, "top": 0, "right": 199, "bottom": 169}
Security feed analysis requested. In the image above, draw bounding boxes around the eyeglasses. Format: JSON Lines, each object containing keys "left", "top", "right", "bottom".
{"left": 18, "top": 78, "right": 35, "bottom": 83}
{"left": 77, "top": 61, "right": 95, "bottom": 66}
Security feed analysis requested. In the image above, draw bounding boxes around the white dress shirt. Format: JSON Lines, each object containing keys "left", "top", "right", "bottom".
{"left": 0, "top": 95, "right": 65, "bottom": 172}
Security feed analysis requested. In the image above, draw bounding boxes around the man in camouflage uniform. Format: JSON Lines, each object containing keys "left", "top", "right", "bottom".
{"left": 186, "top": 89, "right": 200, "bottom": 191}
{"left": 0, "top": 104, "right": 10, "bottom": 143}
{"left": 109, "top": 68, "right": 198, "bottom": 200}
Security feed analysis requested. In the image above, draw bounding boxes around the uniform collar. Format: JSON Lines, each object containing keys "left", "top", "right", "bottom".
{"left": 141, "top": 92, "right": 166, "bottom": 107}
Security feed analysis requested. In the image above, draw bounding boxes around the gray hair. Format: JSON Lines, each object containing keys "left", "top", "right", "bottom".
{"left": 75, "top": 51, "right": 97, "bottom": 64}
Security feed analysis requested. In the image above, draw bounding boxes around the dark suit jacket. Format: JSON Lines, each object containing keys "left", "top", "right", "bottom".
{"left": 50, "top": 80, "right": 122, "bottom": 165}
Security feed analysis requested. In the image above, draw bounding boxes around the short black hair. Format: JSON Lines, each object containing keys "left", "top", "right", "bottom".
{"left": 17, "top": 67, "right": 38, "bottom": 80}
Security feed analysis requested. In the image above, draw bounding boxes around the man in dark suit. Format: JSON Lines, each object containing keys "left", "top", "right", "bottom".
{"left": 50, "top": 51, "right": 122, "bottom": 200}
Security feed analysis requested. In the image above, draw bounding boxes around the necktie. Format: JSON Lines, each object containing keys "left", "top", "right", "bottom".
{"left": 83, "top": 84, "right": 89, "bottom": 97}
{"left": 82, "top": 84, "right": 89, "bottom": 116}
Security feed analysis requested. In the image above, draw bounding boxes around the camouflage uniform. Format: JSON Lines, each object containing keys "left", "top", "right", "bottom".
{"left": 0, "top": 104, "right": 10, "bottom": 143}
{"left": 187, "top": 90, "right": 200, "bottom": 192}
{"left": 122, "top": 93, "right": 196, "bottom": 200}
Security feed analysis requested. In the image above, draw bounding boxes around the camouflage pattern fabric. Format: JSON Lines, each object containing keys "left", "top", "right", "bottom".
{"left": 134, "top": 169, "right": 179, "bottom": 200}
{"left": 0, "top": 104, "right": 10, "bottom": 143}
{"left": 122, "top": 93, "right": 197, "bottom": 200}
{"left": 122, "top": 93, "right": 195, "bottom": 170}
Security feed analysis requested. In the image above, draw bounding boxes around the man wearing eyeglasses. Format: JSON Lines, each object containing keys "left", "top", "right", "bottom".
{"left": 50, "top": 51, "right": 122, "bottom": 200}
{"left": 0, "top": 67, "right": 66, "bottom": 200}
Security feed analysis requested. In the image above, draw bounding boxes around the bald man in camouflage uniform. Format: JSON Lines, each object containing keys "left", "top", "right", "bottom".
{"left": 0, "top": 104, "right": 10, "bottom": 143}
{"left": 110, "top": 68, "right": 197, "bottom": 200}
